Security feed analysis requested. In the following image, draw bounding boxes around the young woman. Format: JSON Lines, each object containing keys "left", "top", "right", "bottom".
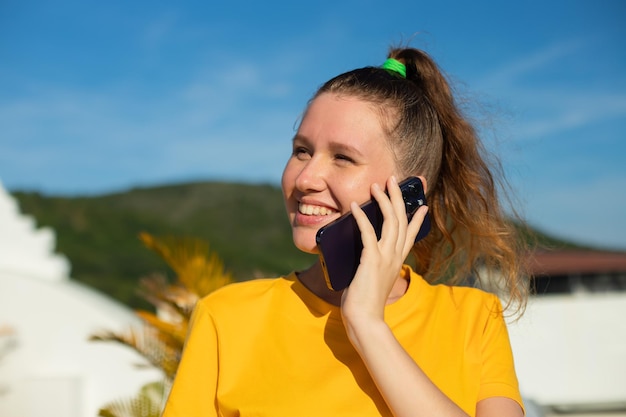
{"left": 162, "top": 47, "right": 529, "bottom": 417}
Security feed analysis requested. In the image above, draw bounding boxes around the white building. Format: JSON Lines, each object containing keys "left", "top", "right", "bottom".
{"left": 0, "top": 181, "right": 163, "bottom": 417}
{"left": 508, "top": 250, "right": 626, "bottom": 415}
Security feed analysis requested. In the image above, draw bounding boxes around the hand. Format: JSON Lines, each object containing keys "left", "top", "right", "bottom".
{"left": 341, "top": 176, "right": 429, "bottom": 325}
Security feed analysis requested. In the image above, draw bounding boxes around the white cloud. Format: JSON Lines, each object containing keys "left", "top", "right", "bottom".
{"left": 471, "top": 37, "right": 626, "bottom": 143}
{"left": 512, "top": 91, "right": 626, "bottom": 140}
{"left": 465, "top": 37, "right": 626, "bottom": 250}
{"left": 477, "top": 38, "right": 591, "bottom": 87}
{"left": 0, "top": 48, "right": 305, "bottom": 193}
{"left": 140, "top": 11, "right": 181, "bottom": 49}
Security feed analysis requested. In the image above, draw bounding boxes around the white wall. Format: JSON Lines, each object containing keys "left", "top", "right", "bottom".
{"left": 508, "top": 292, "right": 626, "bottom": 410}
{"left": 0, "top": 181, "right": 164, "bottom": 417}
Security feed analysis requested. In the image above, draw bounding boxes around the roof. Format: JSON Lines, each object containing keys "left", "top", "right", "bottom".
{"left": 527, "top": 250, "right": 626, "bottom": 276}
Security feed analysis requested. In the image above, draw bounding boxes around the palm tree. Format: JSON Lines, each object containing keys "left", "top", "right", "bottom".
{"left": 91, "top": 232, "right": 232, "bottom": 416}
{"left": 97, "top": 381, "right": 165, "bottom": 417}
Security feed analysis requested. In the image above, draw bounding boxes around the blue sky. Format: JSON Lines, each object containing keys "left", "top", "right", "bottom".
{"left": 1, "top": 0, "right": 625, "bottom": 250}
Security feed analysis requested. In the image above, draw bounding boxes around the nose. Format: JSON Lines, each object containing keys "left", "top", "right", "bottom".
{"left": 294, "top": 156, "right": 326, "bottom": 193}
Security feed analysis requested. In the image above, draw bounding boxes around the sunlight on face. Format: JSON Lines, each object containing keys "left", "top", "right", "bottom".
{"left": 281, "top": 93, "right": 400, "bottom": 254}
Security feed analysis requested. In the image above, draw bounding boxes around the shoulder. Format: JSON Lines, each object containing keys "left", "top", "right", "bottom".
{"left": 437, "top": 284, "right": 502, "bottom": 320}
{"left": 196, "top": 274, "right": 296, "bottom": 315}
{"left": 409, "top": 271, "right": 510, "bottom": 347}
{"left": 408, "top": 267, "right": 502, "bottom": 318}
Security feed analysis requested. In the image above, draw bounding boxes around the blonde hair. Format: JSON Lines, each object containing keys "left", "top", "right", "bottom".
{"left": 315, "top": 47, "right": 530, "bottom": 315}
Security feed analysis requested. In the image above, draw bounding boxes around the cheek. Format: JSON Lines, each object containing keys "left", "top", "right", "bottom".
{"left": 281, "top": 160, "right": 296, "bottom": 197}
{"left": 339, "top": 177, "right": 380, "bottom": 207}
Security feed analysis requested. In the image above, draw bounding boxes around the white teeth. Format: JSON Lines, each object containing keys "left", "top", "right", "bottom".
{"left": 299, "top": 203, "right": 336, "bottom": 216}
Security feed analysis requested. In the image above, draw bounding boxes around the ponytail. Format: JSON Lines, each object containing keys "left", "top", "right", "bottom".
{"left": 315, "top": 47, "right": 530, "bottom": 314}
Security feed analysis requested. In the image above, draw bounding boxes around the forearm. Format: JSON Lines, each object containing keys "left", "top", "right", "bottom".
{"left": 345, "top": 318, "right": 469, "bottom": 417}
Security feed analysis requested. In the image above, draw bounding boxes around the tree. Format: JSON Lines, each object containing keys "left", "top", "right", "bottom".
{"left": 91, "top": 232, "right": 232, "bottom": 416}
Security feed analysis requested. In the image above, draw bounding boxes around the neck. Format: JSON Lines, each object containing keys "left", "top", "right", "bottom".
{"left": 297, "top": 260, "right": 343, "bottom": 306}
{"left": 297, "top": 258, "right": 409, "bottom": 307}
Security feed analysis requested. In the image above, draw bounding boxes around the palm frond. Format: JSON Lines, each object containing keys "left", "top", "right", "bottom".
{"left": 135, "top": 311, "right": 187, "bottom": 348}
{"left": 137, "top": 274, "right": 197, "bottom": 321}
{"left": 91, "top": 232, "right": 232, "bottom": 415}
{"left": 139, "top": 232, "right": 233, "bottom": 297}
{"left": 90, "top": 325, "right": 180, "bottom": 380}
{"left": 98, "top": 381, "right": 168, "bottom": 417}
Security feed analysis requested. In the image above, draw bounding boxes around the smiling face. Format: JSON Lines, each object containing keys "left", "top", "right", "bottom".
{"left": 281, "top": 93, "right": 400, "bottom": 254}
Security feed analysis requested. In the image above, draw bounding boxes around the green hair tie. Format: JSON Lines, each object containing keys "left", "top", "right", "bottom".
{"left": 381, "top": 58, "right": 406, "bottom": 78}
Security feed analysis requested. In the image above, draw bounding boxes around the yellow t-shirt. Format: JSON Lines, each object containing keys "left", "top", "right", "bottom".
{"left": 162, "top": 265, "right": 523, "bottom": 417}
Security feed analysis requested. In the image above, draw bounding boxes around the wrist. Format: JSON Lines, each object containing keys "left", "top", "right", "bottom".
{"left": 342, "top": 314, "right": 390, "bottom": 352}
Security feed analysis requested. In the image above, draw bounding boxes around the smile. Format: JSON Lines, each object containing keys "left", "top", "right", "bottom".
{"left": 298, "top": 203, "right": 337, "bottom": 216}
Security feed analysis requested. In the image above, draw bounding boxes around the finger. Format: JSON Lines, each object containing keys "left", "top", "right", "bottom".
{"left": 382, "top": 177, "right": 411, "bottom": 253}
{"left": 370, "top": 181, "right": 401, "bottom": 247}
{"left": 386, "top": 176, "right": 409, "bottom": 225}
{"left": 403, "top": 205, "right": 429, "bottom": 257}
{"left": 349, "top": 201, "right": 379, "bottom": 248}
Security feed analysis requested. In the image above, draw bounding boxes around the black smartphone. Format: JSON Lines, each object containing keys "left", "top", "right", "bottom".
{"left": 315, "top": 176, "right": 430, "bottom": 291}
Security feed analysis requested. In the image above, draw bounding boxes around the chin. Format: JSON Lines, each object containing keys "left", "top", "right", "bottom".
{"left": 292, "top": 231, "right": 320, "bottom": 255}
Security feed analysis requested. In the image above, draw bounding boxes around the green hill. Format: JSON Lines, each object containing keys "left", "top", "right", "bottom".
{"left": 12, "top": 181, "right": 316, "bottom": 309}
{"left": 11, "top": 180, "right": 583, "bottom": 309}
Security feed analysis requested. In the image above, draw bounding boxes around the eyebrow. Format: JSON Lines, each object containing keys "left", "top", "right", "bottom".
{"left": 292, "top": 134, "right": 365, "bottom": 158}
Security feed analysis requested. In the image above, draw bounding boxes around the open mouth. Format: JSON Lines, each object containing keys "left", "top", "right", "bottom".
{"left": 298, "top": 203, "right": 337, "bottom": 216}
